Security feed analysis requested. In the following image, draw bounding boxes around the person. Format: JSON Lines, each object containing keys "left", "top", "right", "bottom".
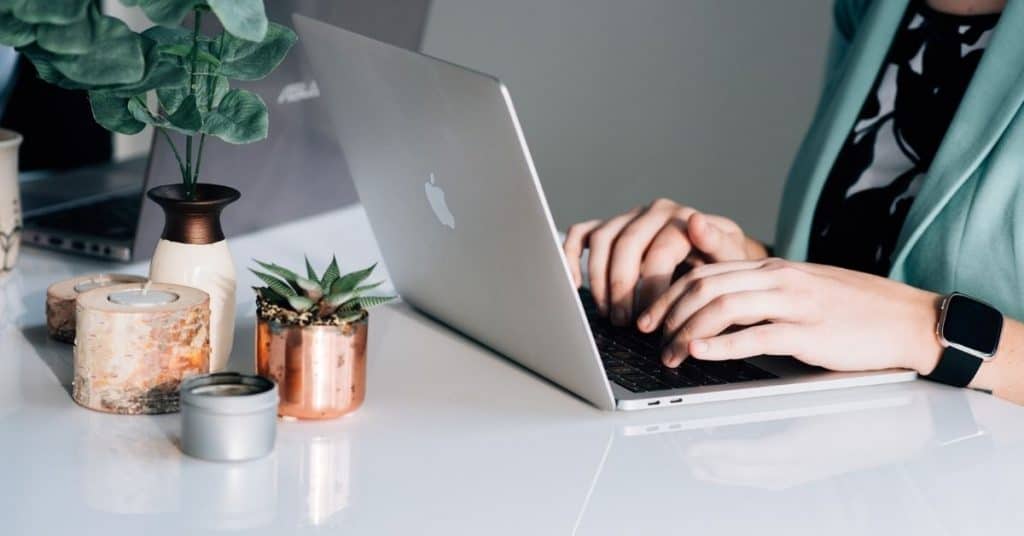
{"left": 563, "top": 0, "right": 1024, "bottom": 404}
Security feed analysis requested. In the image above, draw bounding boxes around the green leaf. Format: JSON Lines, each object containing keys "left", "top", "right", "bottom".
{"left": 250, "top": 269, "right": 297, "bottom": 298}
{"left": 141, "top": 25, "right": 191, "bottom": 45}
{"left": 157, "top": 73, "right": 226, "bottom": 115}
{"left": 330, "top": 263, "right": 377, "bottom": 295}
{"left": 130, "top": 94, "right": 201, "bottom": 134}
{"left": 28, "top": 32, "right": 146, "bottom": 86}
{"left": 202, "top": 88, "right": 267, "bottom": 143}
{"left": 352, "top": 281, "right": 384, "bottom": 294}
{"left": 323, "top": 290, "right": 355, "bottom": 309}
{"left": 217, "top": 22, "right": 296, "bottom": 80}
{"left": 13, "top": 0, "right": 89, "bottom": 24}
{"left": 287, "top": 295, "right": 315, "bottom": 313}
{"left": 295, "top": 277, "right": 323, "bottom": 300}
{"left": 89, "top": 92, "right": 146, "bottom": 135}
{"left": 155, "top": 42, "right": 222, "bottom": 66}
{"left": 320, "top": 255, "right": 340, "bottom": 288}
{"left": 35, "top": 4, "right": 119, "bottom": 55}
{"left": 356, "top": 296, "right": 396, "bottom": 310}
{"left": 304, "top": 256, "right": 318, "bottom": 281}
{"left": 105, "top": 35, "right": 189, "bottom": 98}
{"left": 207, "top": 0, "right": 267, "bottom": 42}
{"left": 0, "top": 12, "right": 35, "bottom": 48}
{"left": 131, "top": 0, "right": 204, "bottom": 27}
{"left": 254, "top": 260, "right": 300, "bottom": 285}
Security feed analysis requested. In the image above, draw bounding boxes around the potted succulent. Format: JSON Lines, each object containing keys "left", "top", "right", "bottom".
{"left": 0, "top": 1, "right": 297, "bottom": 371}
{"left": 251, "top": 256, "right": 395, "bottom": 420}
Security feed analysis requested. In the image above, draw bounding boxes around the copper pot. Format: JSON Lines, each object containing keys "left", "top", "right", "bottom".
{"left": 255, "top": 314, "right": 368, "bottom": 419}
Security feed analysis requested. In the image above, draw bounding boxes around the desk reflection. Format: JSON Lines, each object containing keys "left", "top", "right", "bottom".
{"left": 574, "top": 386, "right": 1024, "bottom": 536}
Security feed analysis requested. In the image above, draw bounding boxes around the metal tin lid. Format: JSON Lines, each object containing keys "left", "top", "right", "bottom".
{"left": 180, "top": 372, "right": 278, "bottom": 414}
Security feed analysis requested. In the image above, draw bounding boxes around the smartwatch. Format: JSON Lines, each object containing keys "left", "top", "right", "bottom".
{"left": 924, "top": 292, "right": 1003, "bottom": 387}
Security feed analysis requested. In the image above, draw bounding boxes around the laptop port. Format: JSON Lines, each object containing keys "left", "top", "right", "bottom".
{"left": 647, "top": 400, "right": 661, "bottom": 407}
{"left": 71, "top": 241, "right": 85, "bottom": 251}
{"left": 48, "top": 237, "right": 63, "bottom": 247}
{"left": 669, "top": 398, "right": 682, "bottom": 404}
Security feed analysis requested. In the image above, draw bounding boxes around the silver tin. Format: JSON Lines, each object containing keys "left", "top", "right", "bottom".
{"left": 180, "top": 373, "right": 279, "bottom": 462}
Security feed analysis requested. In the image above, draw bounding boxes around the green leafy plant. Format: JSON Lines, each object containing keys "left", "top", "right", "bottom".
{"left": 0, "top": 0, "right": 297, "bottom": 199}
{"left": 251, "top": 256, "right": 396, "bottom": 325}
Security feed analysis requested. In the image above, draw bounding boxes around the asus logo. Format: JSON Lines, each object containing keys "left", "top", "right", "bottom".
{"left": 277, "top": 80, "right": 320, "bottom": 104}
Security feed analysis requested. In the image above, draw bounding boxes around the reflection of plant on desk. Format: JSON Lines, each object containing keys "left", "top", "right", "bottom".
{"left": 0, "top": 0, "right": 296, "bottom": 199}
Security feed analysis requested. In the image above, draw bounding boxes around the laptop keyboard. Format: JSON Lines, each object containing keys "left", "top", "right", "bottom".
{"left": 579, "top": 289, "right": 777, "bottom": 393}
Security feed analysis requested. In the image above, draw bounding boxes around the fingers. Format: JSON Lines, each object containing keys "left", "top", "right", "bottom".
{"left": 689, "top": 323, "right": 798, "bottom": 362}
{"left": 587, "top": 209, "right": 640, "bottom": 316}
{"left": 662, "top": 290, "right": 796, "bottom": 366}
{"left": 636, "top": 219, "right": 691, "bottom": 314}
{"left": 563, "top": 220, "right": 601, "bottom": 287}
{"left": 687, "top": 212, "right": 749, "bottom": 262}
{"left": 660, "top": 270, "right": 780, "bottom": 336}
{"left": 637, "top": 259, "right": 768, "bottom": 332}
{"left": 607, "top": 204, "right": 688, "bottom": 325}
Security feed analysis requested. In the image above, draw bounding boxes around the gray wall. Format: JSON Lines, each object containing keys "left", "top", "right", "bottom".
{"left": 422, "top": 0, "right": 832, "bottom": 243}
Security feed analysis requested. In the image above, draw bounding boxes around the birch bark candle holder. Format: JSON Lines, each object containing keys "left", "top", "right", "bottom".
{"left": 73, "top": 282, "right": 210, "bottom": 414}
{"left": 46, "top": 273, "right": 148, "bottom": 343}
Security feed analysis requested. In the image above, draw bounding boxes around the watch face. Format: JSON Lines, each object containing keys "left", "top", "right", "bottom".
{"left": 942, "top": 293, "right": 1003, "bottom": 357}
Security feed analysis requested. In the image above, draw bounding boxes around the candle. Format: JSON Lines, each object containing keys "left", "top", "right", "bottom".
{"left": 107, "top": 289, "right": 180, "bottom": 306}
{"left": 189, "top": 384, "right": 264, "bottom": 396}
{"left": 74, "top": 275, "right": 133, "bottom": 293}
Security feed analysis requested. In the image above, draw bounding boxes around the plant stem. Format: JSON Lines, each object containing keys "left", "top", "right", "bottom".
{"left": 193, "top": 133, "right": 206, "bottom": 184}
{"left": 157, "top": 127, "right": 187, "bottom": 179}
{"left": 184, "top": 8, "right": 204, "bottom": 199}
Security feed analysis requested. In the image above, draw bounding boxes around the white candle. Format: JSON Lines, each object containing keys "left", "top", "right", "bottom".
{"left": 107, "top": 289, "right": 180, "bottom": 306}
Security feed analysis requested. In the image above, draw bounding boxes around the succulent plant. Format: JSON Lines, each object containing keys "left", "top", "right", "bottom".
{"left": 251, "top": 256, "right": 395, "bottom": 325}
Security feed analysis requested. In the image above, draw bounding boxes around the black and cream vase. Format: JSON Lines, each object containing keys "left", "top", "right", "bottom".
{"left": 0, "top": 129, "right": 22, "bottom": 279}
{"left": 147, "top": 183, "right": 241, "bottom": 372}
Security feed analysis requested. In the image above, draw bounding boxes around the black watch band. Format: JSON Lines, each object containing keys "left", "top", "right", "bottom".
{"left": 924, "top": 346, "right": 983, "bottom": 388}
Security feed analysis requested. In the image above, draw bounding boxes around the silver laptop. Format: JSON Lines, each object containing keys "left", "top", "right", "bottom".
{"left": 295, "top": 15, "right": 917, "bottom": 411}
{"left": 19, "top": 0, "right": 431, "bottom": 261}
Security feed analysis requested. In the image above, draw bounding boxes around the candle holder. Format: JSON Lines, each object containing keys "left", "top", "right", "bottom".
{"left": 73, "top": 282, "right": 210, "bottom": 414}
{"left": 180, "top": 372, "right": 279, "bottom": 462}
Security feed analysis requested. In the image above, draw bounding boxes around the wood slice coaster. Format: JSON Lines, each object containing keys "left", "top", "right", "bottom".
{"left": 73, "top": 282, "right": 211, "bottom": 415}
{"left": 46, "top": 273, "right": 147, "bottom": 343}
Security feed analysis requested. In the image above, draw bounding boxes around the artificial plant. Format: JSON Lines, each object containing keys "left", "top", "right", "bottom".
{"left": 251, "top": 256, "right": 396, "bottom": 325}
{"left": 0, "top": 0, "right": 296, "bottom": 199}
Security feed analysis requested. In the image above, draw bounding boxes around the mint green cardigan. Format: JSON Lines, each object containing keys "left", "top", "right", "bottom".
{"left": 775, "top": 0, "right": 1024, "bottom": 318}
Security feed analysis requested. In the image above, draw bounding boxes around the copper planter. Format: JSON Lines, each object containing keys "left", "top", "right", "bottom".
{"left": 255, "top": 315, "right": 368, "bottom": 419}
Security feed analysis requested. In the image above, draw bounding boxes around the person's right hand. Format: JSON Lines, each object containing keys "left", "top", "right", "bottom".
{"left": 562, "top": 198, "right": 767, "bottom": 326}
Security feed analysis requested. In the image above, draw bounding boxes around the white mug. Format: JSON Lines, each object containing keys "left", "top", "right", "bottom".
{"left": 0, "top": 128, "right": 22, "bottom": 277}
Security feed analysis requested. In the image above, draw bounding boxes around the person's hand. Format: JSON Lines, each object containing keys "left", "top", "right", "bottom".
{"left": 638, "top": 258, "right": 944, "bottom": 373}
{"left": 562, "top": 199, "right": 768, "bottom": 326}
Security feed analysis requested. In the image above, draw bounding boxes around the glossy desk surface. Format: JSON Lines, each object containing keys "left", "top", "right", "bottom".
{"left": 3, "top": 206, "right": 1024, "bottom": 535}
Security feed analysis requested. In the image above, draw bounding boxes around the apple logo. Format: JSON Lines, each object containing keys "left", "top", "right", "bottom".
{"left": 424, "top": 173, "right": 455, "bottom": 230}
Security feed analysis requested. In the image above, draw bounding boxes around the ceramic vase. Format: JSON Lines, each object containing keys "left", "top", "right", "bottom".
{"left": 0, "top": 129, "right": 23, "bottom": 278}
{"left": 255, "top": 312, "right": 368, "bottom": 419}
{"left": 147, "top": 183, "right": 240, "bottom": 372}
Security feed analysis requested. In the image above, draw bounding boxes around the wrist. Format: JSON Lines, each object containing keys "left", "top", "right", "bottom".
{"left": 905, "top": 291, "right": 944, "bottom": 375}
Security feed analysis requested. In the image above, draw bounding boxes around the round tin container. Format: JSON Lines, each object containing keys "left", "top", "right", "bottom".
{"left": 180, "top": 373, "right": 279, "bottom": 462}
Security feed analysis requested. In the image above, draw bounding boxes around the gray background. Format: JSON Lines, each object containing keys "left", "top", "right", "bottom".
{"left": 421, "top": 0, "right": 833, "bottom": 243}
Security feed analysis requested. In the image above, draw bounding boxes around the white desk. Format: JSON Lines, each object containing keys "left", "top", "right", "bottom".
{"left": 3, "top": 206, "right": 1024, "bottom": 535}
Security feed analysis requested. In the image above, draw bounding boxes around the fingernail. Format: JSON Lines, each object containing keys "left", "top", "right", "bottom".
{"left": 612, "top": 308, "right": 627, "bottom": 325}
{"left": 638, "top": 314, "right": 651, "bottom": 331}
{"left": 669, "top": 355, "right": 683, "bottom": 368}
{"left": 691, "top": 340, "right": 709, "bottom": 356}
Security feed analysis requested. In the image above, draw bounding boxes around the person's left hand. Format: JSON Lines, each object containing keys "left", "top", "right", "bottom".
{"left": 636, "top": 258, "right": 943, "bottom": 373}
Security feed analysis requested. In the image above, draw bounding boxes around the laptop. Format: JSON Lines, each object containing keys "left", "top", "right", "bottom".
{"left": 294, "top": 15, "right": 917, "bottom": 411}
{"left": 19, "top": 0, "right": 432, "bottom": 262}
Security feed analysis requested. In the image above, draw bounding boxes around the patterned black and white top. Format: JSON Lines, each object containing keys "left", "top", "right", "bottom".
{"left": 807, "top": 1, "right": 1000, "bottom": 275}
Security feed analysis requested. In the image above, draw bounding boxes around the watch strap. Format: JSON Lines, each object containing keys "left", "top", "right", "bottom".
{"left": 924, "top": 346, "right": 983, "bottom": 387}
